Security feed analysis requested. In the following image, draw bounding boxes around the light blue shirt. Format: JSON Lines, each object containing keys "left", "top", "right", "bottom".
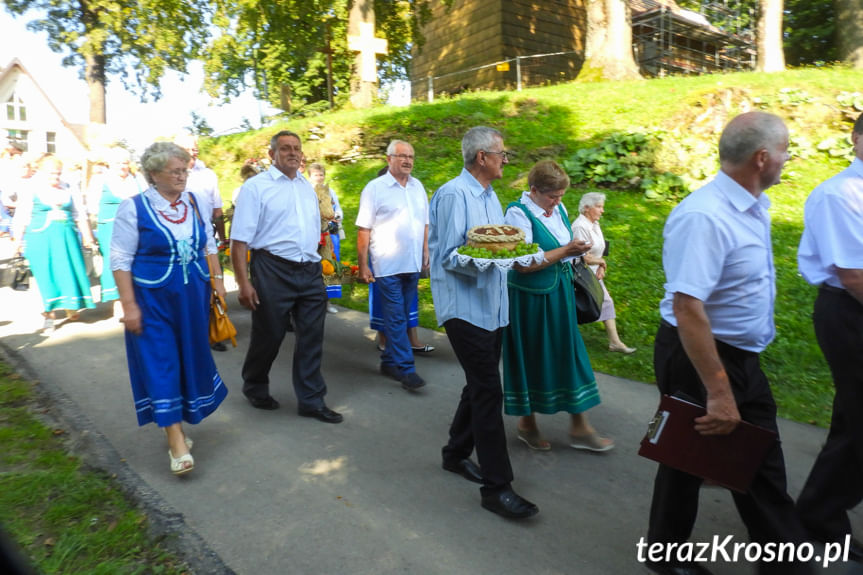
{"left": 659, "top": 170, "right": 775, "bottom": 353}
{"left": 429, "top": 168, "right": 508, "bottom": 330}
{"left": 355, "top": 172, "right": 428, "bottom": 277}
{"left": 798, "top": 157, "right": 863, "bottom": 288}
{"left": 230, "top": 166, "right": 321, "bottom": 262}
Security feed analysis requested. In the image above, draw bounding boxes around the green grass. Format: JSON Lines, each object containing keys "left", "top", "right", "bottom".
{"left": 0, "top": 361, "right": 189, "bottom": 574}
{"left": 204, "top": 65, "right": 863, "bottom": 427}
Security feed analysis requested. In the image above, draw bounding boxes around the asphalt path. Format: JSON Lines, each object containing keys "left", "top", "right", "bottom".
{"left": 1, "top": 277, "right": 862, "bottom": 575}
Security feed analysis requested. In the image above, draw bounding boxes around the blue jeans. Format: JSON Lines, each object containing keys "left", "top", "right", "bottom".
{"left": 376, "top": 272, "right": 420, "bottom": 374}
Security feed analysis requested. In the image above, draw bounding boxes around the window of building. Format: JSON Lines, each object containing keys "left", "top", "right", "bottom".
{"left": 46, "top": 131, "right": 56, "bottom": 154}
{"left": 8, "top": 130, "right": 29, "bottom": 152}
{"left": 6, "top": 92, "right": 26, "bottom": 122}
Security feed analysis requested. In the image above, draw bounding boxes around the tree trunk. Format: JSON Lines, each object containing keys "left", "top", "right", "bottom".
{"left": 85, "top": 52, "right": 107, "bottom": 124}
{"left": 836, "top": 0, "right": 863, "bottom": 67}
{"left": 581, "top": 0, "right": 640, "bottom": 81}
{"left": 756, "top": 0, "right": 785, "bottom": 72}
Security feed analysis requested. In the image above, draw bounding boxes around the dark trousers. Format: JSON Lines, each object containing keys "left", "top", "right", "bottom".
{"left": 442, "top": 318, "right": 514, "bottom": 496}
{"left": 648, "top": 321, "right": 811, "bottom": 574}
{"left": 241, "top": 250, "right": 328, "bottom": 411}
{"left": 798, "top": 287, "right": 863, "bottom": 543}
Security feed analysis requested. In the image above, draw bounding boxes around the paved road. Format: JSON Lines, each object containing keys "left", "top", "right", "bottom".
{"left": 1, "top": 279, "right": 861, "bottom": 575}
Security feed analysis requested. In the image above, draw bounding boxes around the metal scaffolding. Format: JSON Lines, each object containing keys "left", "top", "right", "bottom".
{"left": 632, "top": 1, "right": 755, "bottom": 77}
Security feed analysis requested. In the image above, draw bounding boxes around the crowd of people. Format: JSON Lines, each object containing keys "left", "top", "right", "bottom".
{"left": 2, "top": 111, "right": 863, "bottom": 574}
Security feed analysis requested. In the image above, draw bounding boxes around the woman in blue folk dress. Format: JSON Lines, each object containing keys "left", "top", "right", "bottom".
{"left": 111, "top": 142, "right": 227, "bottom": 476}
{"left": 97, "top": 148, "right": 144, "bottom": 313}
{"left": 502, "top": 160, "right": 614, "bottom": 452}
{"left": 12, "top": 155, "right": 96, "bottom": 332}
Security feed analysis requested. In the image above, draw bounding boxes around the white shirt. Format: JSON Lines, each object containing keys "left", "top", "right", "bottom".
{"left": 231, "top": 166, "right": 321, "bottom": 262}
{"left": 504, "top": 191, "right": 575, "bottom": 262}
{"left": 659, "top": 170, "right": 776, "bottom": 353}
{"left": 798, "top": 157, "right": 863, "bottom": 288}
{"left": 355, "top": 172, "right": 428, "bottom": 276}
{"left": 110, "top": 187, "right": 217, "bottom": 271}
{"left": 571, "top": 213, "right": 605, "bottom": 272}
{"left": 186, "top": 159, "right": 221, "bottom": 215}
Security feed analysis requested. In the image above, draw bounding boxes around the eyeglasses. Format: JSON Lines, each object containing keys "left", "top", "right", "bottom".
{"left": 389, "top": 154, "right": 414, "bottom": 160}
{"left": 161, "top": 169, "right": 189, "bottom": 178}
{"left": 483, "top": 150, "right": 508, "bottom": 161}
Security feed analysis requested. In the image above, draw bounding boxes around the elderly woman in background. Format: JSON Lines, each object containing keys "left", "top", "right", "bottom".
{"left": 571, "top": 192, "right": 635, "bottom": 354}
{"left": 96, "top": 148, "right": 145, "bottom": 314}
{"left": 111, "top": 142, "right": 228, "bottom": 476}
{"left": 12, "top": 154, "right": 96, "bottom": 333}
{"left": 502, "top": 160, "right": 614, "bottom": 452}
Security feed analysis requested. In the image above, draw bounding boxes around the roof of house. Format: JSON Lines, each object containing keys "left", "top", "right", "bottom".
{"left": 0, "top": 57, "right": 88, "bottom": 148}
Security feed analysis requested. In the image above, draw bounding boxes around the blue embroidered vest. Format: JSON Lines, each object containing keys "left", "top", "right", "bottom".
{"left": 130, "top": 193, "right": 209, "bottom": 288}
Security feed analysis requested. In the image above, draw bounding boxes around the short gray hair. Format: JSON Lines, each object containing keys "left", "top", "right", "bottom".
{"left": 386, "top": 140, "right": 412, "bottom": 156}
{"left": 140, "top": 142, "right": 190, "bottom": 184}
{"left": 579, "top": 192, "right": 606, "bottom": 213}
{"left": 718, "top": 112, "right": 787, "bottom": 166}
{"left": 270, "top": 130, "right": 301, "bottom": 151}
{"left": 462, "top": 126, "right": 502, "bottom": 167}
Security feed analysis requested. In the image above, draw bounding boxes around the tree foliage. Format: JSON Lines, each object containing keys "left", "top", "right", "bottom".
{"left": 678, "top": 0, "right": 837, "bottom": 67}
{"left": 203, "top": 0, "right": 429, "bottom": 111}
{"left": 2, "top": 0, "right": 210, "bottom": 122}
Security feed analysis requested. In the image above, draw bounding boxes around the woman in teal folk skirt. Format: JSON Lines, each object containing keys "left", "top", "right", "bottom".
{"left": 13, "top": 155, "right": 96, "bottom": 332}
{"left": 97, "top": 148, "right": 144, "bottom": 313}
{"left": 502, "top": 160, "right": 614, "bottom": 452}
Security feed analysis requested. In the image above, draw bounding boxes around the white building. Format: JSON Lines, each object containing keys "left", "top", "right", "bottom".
{"left": 0, "top": 58, "right": 88, "bottom": 163}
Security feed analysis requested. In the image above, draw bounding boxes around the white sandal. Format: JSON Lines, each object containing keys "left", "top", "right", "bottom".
{"left": 169, "top": 449, "right": 194, "bottom": 475}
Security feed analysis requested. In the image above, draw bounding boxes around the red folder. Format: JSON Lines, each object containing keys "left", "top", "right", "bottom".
{"left": 638, "top": 394, "right": 777, "bottom": 493}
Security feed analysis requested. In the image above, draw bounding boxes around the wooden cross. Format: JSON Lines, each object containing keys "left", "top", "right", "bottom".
{"left": 348, "top": 22, "right": 388, "bottom": 83}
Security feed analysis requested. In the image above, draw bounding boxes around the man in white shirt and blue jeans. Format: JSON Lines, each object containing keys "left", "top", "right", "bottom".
{"left": 356, "top": 140, "right": 429, "bottom": 391}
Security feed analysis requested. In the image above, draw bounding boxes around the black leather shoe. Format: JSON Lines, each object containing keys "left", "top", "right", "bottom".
{"left": 245, "top": 395, "right": 279, "bottom": 410}
{"left": 645, "top": 560, "right": 714, "bottom": 575}
{"left": 481, "top": 488, "right": 539, "bottom": 519}
{"left": 211, "top": 341, "right": 228, "bottom": 352}
{"left": 442, "top": 458, "right": 484, "bottom": 484}
{"left": 401, "top": 372, "right": 426, "bottom": 391}
{"left": 298, "top": 405, "right": 343, "bottom": 424}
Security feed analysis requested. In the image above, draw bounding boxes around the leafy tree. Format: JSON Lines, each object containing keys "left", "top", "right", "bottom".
{"left": 203, "top": 0, "right": 428, "bottom": 111}
{"left": 784, "top": 0, "right": 836, "bottom": 65}
{"left": 2, "top": 0, "right": 210, "bottom": 124}
{"left": 188, "top": 111, "right": 214, "bottom": 137}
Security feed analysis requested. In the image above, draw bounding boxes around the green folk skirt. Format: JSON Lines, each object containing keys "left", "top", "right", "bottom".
{"left": 502, "top": 272, "right": 600, "bottom": 416}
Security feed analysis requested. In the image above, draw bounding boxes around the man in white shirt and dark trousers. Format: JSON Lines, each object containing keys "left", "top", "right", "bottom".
{"left": 645, "top": 112, "right": 811, "bottom": 575}
{"left": 229, "top": 130, "right": 342, "bottom": 424}
{"left": 356, "top": 140, "right": 429, "bottom": 391}
{"left": 796, "top": 112, "right": 863, "bottom": 561}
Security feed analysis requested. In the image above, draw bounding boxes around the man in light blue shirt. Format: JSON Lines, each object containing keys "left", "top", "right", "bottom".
{"left": 429, "top": 126, "right": 538, "bottom": 520}
{"left": 796, "top": 113, "right": 863, "bottom": 561}
{"left": 646, "top": 112, "right": 811, "bottom": 575}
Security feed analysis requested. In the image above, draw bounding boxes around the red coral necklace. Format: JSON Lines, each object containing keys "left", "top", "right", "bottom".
{"left": 158, "top": 198, "right": 188, "bottom": 224}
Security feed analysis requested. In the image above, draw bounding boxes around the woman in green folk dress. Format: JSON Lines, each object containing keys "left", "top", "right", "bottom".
{"left": 13, "top": 155, "right": 96, "bottom": 332}
{"left": 502, "top": 160, "right": 614, "bottom": 452}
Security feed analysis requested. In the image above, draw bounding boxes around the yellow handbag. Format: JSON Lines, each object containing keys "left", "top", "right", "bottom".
{"left": 207, "top": 257, "right": 237, "bottom": 347}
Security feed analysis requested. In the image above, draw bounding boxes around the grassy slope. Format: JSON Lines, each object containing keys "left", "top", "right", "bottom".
{"left": 203, "top": 67, "right": 863, "bottom": 427}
